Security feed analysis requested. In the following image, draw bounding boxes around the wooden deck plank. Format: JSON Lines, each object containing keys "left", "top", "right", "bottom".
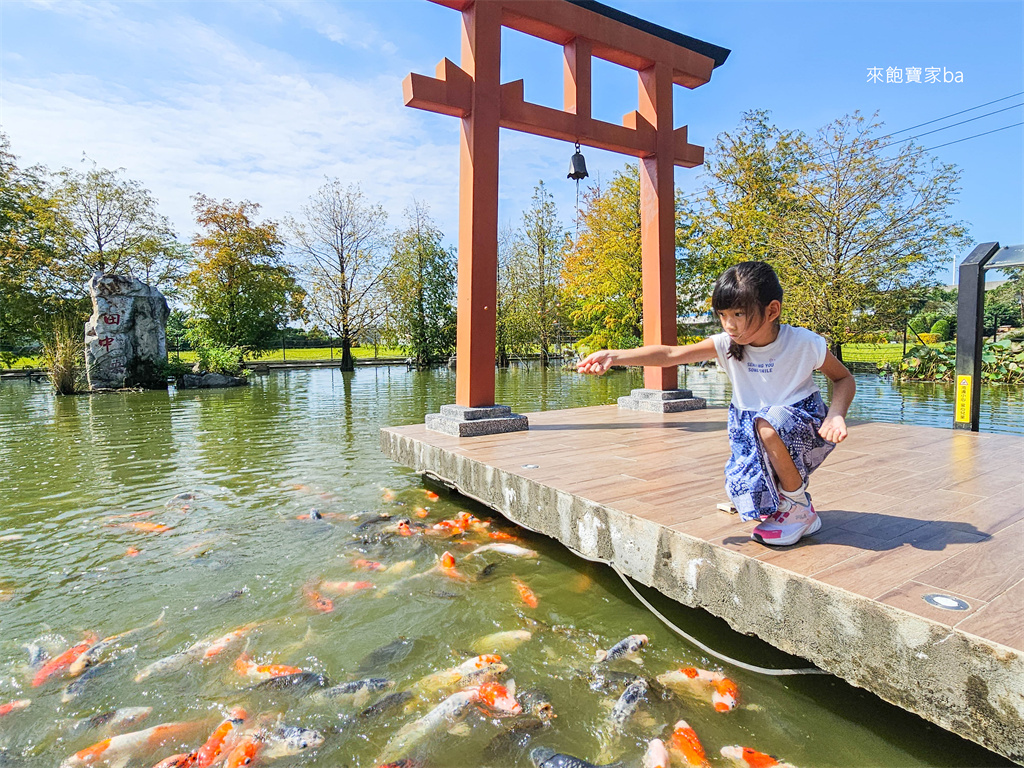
{"left": 954, "top": 578, "right": 1024, "bottom": 650}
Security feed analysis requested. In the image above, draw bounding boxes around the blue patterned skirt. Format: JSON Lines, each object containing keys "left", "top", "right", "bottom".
{"left": 724, "top": 391, "right": 836, "bottom": 521}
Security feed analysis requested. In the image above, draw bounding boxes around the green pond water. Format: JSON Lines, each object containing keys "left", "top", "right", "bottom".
{"left": 0, "top": 366, "right": 1019, "bottom": 767}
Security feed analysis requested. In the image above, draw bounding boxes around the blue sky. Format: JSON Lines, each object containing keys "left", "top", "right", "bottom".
{"left": 1, "top": 0, "right": 1021, "bottom": 285}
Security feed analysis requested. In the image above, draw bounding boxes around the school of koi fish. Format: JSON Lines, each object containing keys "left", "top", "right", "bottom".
{"left": 3, "top": 487, "right": 799, "bottom": 767}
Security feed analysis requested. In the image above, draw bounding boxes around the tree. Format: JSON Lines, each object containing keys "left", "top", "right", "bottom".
{"left": 383, "top": 202, "right": 455, "bottom": 368}
{"left": 677, "top": 110, "right": 809, "bottom": 317}
{"left": 680, "top": 110, "right": 969, "bottom": 360}
{"left": 42, "top": 161, "right": 187, "bottom": 296}
{"left": 510, "top": 181, "right": 568, "bottom": 363}
{"left": 495, "top": 223, "right": 534, "bottom": 366}
{"left": 288, "top": 180, "right": 389, "bottom": 371}
{"left": 185, "top": 195, "right": 305, "bottom": 357}
{"left": 774, "top": 113, "right": 969, "bottom": 359}
{"left": 562, "top": 166, "right": 644, "bottom": 351}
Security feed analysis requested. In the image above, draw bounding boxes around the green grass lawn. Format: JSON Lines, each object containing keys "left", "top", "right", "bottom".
{"left": 839, "top": 343, "right": 907, "bottom": 365}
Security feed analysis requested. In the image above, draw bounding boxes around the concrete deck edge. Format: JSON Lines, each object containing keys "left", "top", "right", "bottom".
{"left": 381, "top": 426, "right": 1024, "bottom": 764}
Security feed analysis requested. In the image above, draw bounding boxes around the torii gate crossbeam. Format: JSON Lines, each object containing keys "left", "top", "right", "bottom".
{"left": 405, "top": 0, "right": 729, "bottom": 433}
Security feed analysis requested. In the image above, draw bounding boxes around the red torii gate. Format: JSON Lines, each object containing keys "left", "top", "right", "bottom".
{"left": 404, "top": 0, "right": 728, "bottom": 433}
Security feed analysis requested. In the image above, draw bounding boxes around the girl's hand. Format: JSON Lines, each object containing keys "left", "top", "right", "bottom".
{"left": 577, "top": 350, "right": 616, "bottom": 375}
{"left": 819, "top": 414, "right": 848, "bottom": 444}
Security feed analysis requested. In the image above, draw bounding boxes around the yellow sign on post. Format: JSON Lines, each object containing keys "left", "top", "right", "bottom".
{"left": 955, "top": 374, "right": 973, "bottom": 423}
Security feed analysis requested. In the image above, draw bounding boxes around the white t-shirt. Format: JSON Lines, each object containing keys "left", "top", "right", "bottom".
{"left": 711, "top": 325, "right": 828, "bottom": 411}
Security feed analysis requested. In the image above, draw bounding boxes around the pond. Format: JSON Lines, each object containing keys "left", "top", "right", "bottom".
{"left": 0, "top": 366, "right": 1019, "bottom": 767}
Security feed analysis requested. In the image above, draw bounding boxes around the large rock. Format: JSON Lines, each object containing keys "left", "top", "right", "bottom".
{"left": 84, "top": 273, "right": 170, "bottom": 390}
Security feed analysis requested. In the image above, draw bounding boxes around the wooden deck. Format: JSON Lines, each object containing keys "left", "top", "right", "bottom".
{"left": 382, "top": 404, "right": 1024, "bottom": 761}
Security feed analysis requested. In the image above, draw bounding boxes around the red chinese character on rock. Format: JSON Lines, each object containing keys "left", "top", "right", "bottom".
{"left": 97, "top": 337, "right": 114, "bottom": 350}
{"left": 101, "top": 313, "right": 121, "bottom": 325}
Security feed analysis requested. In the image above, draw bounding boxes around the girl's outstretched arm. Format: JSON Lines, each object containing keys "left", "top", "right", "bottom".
{"left": 819, "top": 351, "right": 855, "bottom": 443}
{"left": 577, "top": 338, "right": 718, "bottom": 375}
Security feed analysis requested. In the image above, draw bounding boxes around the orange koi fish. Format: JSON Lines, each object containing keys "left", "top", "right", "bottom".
{"left": 107, "top": 522, "right": 172, "bottom": 534}
{"left": 720, "top": 745, "right": 790, "bottom": 768}
{"left": 202, "top": 624, "right": 261, "bottom": 660}
{"left": 487, "top": 530, "right": 518, "bottom": 541}
{"left": 642, "top": 737, "right": 671, "bottom": 768}
{"left": 124, "top": 547, "right": 141, "bottom": 557}
{"left": 0, "top": 699, "right": 29, "bottom": 717}
{"left": 670, "top": 719, "right": 710, "bottom": 767}
{"left": 511, "top": 577, "right": 538, "bottom": 609}
{"left": 150, "top": 708, "right": 247, "bottom": 768}
{"left": 712, "top": 677, "right": 739, "bottom": 712}
{"left": 437, "top": 551, "right": 467, "bottom": 581}
{"left": 473, "top": 680, "right": 521, "bottom": 715}
{"left": 234, "top": 653, "right": 302, "bottom": 681}
{"left": 223, "top": 732, "right": 264, "bottom": 768}
{"left": 320, "top": 580, "right": 375, "bottom": 594}
{"left": 414, "top": 507, "right": 429, "bottom": 518}
{"left": 303, "top": 586, "right": 334, "bottom": 613}
{"left": 61, "top": 721, "right": 207, "bottom": 768}
{"left": 382, "top": 489, "right": 396, "bottom": 502}
{"left": 32, "top": 633, "right": 98, "bottom": 687}
{"left": 424, "top": 491, "right": 439, "bottom": 501}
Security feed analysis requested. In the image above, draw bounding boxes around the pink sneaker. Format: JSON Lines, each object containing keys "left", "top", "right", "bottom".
{"left": 751, "top": 497, "right": 821, "bottom": 546}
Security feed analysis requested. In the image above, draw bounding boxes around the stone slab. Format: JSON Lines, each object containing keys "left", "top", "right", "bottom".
{"left": 425, "top": 408, "right": 528, "bottom": 437}
{"left": 618, "top": 392, "right": 707, "bottom": 413}
{"left": 439, "top": 404, "right": 513, "bottom": 421}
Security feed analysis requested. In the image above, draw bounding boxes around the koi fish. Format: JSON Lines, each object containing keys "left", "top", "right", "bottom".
{"left": 719, "top": 745, "right": 794, "bottom": 768}
{"left": 319, "top": 580, "right": 375, "bottom": 594}
{"left": 642, "top": 738, "right": 671, "bottom": 768}
{"left": 517, "top": 688, "right": 555, "bottom": 720}
{"left": 165, "top": 708, "right": 247, "bottom": 768}
{"left": 304, "top": 586, "right": 334, "bottom": 613}
{"left": 376, "top": 687, "right": 480, "bottom": 763}
{"left": 595, "top": 634, "right": 648, "bottom": 663}
{"left": 124, "top": 547, "right": 141, "bottom": 557}
{"left": 529, "top": 747, "right": 623, "bottom": 767}
{"left": 107, "top": 522, "right": 172, "bottom": 534}
{"left": 438, "top": 551, "right": 467, "bottom": 581}
{"left": 571, "top": 573, "right": 593, "bottom": 592}
{"left": 656, "top": 666, "right": 739, "bottom": 712}
{"left": 669, "top": 719, "right": 709, "bottom": 767}
{"left": 312, "top": 677, "right": 394, "bottom": 706}
{"left": 512, "top": 577, "right": 539, "bottom": 609}
{"left": 473, "top": 680, "right": 521, "bottom": 715}
{"left": 70, "top": 611, "right": 166, "bottom": 677}
{"left": 424, "top": 491, "right": 440, "bottom": 501}
{"left": 262, "top": 724, "right": 324, "bottom": 758}
{"left": 0, "top": 699, "right": 29, "bottom": 717}
{"left": 488, "top": 530, "right": 519, "bottom": 541}
{"left": 375, "top": 760, "right": 423, "bottom": 768}
{"left": 135, "top": 623, "right": 260, "bottom": 682}
{"left": 386, "top": 559, "right": 417, "bottom": 575}
{"left": 471, "top": 630, "right": 532, "bottom": 654}
{"left": 414, "top": 654, "right": 506, "bottom": 694}
{"left": 62, "top": 663, "right": 112, "bottom": 703}
{"left": 63, "top": 707, "right": 153, "bottom": 741}
{"left": 468, "top": 543, "right": 539, "bottom": 559}
{"left": 234, "top": 653, "right": 303, "bottom": 681}
{"left": 608, "top": 677, "right": 647, "bottom": 732}
{"left": 382, "top": 489, "right": 396, "bottom": 502}
{"left": 60, "top": 721, "right": 207, "bottom": 768}
{"left": 223, "top": 732, "right": 264, "bottom": 768}
{"left": 354, "top": 558, "right": 385, "bottom": 571}
{"left": 32, "top": 633, "right": 99, "bottom": 687}
{"left": 414, "top": 507, "right": 429, "bottom": 518}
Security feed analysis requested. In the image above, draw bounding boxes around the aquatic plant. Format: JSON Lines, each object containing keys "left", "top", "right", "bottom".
{"left": 42, "top": 313, "right": 84, "bottom": 395}
{"left": 894, "top": 339, "right": 1024, "bottom": 384}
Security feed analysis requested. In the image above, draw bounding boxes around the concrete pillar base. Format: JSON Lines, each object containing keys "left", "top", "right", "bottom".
{"left": 425, "top": 404, "right": 529, "bottom": 437}
{"left": 618, "top": 388, "right": 706, "bottom": 413}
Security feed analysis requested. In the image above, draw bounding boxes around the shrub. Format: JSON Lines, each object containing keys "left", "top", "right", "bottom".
{"left": 917, "top": 332, "right": 941, "bottom": 344}
{"left": 193, "top": 342, "right": 245, "bottom": 377}
{"left": 930, "top": 318, "right": 951, "bottom": 341}
{"left": 909, "top": 316, "right": 930, "bottom": 335}
{"left": 42, "top": 315, "right": 84, "bottom": 395}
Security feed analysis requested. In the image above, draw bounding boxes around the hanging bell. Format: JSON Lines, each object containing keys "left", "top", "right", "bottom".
{"left": 567, "top": 142, "right": 589, "bottom": 180}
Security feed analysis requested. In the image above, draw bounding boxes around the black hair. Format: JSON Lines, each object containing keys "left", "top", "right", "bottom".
{"left": 711, "top": 261, "right": 783, "bottom": 361}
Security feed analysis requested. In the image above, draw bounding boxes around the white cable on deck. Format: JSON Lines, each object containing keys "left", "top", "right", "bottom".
{"left": 426, "top": 473, "right": 828, "bottom": 678}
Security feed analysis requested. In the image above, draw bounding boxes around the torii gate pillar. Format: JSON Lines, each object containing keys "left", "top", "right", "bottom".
{"left": 406, "top": 0, "right": 729, "bottom": 434}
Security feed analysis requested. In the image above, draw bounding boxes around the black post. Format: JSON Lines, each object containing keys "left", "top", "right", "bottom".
{"left": 954, "top": 242, "right": 999, "bottom": 431}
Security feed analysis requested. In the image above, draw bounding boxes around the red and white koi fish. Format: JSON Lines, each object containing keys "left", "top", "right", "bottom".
{"left": 319, "top": 579, "right": 375, "bottom": 594}
{"left": 472, "top": 680, "right": 521, "bottom": 716}
{"left": 511, "top": 577, "right": 539, "bottom": 609}
{"left": 32, "top": 633, "right": 99, "bottom": 687}
{"left": 414, "top": 654, "right": 506, "bottom": 694}
{"left": 135, "top": 623, "right": 260, "bottom": 682}
{"left": 642, "top": 737, "right": 671, "bottom": 768}
{"left": 656, "top": 666, "right": 739, "bottom": 712}
{"left": 720, "top": 745, "right": 795, "bottom": 768}
{"left": 595, "top": 634, "right": 648, "bottom": 663}
{"left": 70, "top": 611, "right": 166, "bottom": 677}
{"left": 468, "top": 543, "right": 539, "bottom": 559}
{"left": 60, "top": 721, "right": 207, "bottom": 768}
{"left": 0, "top": 699, "right": 29, "bottom": 717}
{"left": 222, "top": 722, "right": 324, "bottom": 767}
{"left": 233, "top": 653, "right": 303, "bottom": 681}
{"left": 669, "top": 719, "right": 709, "bottom": 767}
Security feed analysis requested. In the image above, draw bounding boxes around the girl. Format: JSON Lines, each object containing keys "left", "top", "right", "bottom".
{"left": 577, "top": 261, "right": 855, "bottom": 546}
